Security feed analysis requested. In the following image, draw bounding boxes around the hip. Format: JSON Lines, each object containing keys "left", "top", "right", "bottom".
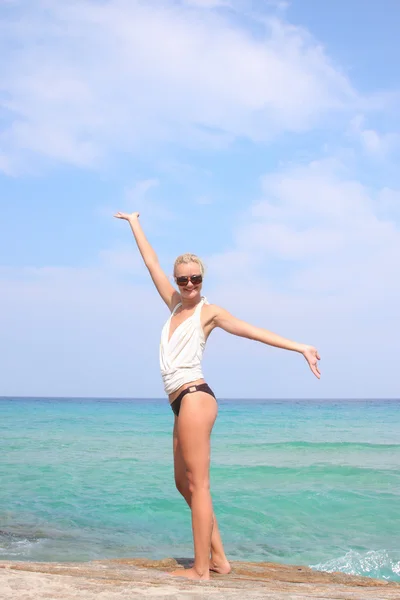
{"left": 170, "top": 382, "right": 216, "bottom": 417}
{"left": 168, "top": 377, "right": 206, "bottom": 403}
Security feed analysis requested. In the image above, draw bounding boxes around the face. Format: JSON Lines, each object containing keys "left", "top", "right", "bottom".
{"left": 174, "top": 262, "right": 203, "bottom": 299}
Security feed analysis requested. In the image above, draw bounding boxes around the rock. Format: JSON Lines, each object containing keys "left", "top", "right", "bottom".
{"left": 0, "top": 557, "right": 399, "bottom": 599}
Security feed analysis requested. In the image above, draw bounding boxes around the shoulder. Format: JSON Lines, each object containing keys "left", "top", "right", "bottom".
{"left": 202, "top": 303, "right": 226, "bottom": 325}
{"left": 169, "top": 297, "right": 182, "bottom": 313}
{"left": 202, "top": 302, "right": 217, "bottom": 314}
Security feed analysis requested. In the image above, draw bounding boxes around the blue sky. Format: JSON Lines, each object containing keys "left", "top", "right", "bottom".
{"left": 1, "top": 0, "right": 399, "bottom": 399}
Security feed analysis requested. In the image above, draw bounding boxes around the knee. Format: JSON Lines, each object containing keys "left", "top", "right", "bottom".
{"left": 186, "top": 471, "right": 210, "bottom": 494}
{"left": 175, "top": 476, "right": 189, "bottom": 497}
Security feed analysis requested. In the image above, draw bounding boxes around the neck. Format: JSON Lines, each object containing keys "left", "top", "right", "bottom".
{"left": 180, "top": 295, "right": 202, "bottom": 310}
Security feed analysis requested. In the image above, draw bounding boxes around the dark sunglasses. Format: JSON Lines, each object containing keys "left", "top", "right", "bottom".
{"left": 175, "top": 274, "right": 203, "bottom": 287}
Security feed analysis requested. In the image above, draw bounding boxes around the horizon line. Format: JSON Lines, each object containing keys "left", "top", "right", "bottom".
{"left": 1, "top": 395, "right": 399, "bottom": 401}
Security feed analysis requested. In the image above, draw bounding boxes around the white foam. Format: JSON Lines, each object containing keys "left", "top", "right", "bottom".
{"left": 311, "top": 549, "right": 400, "bottom": 580}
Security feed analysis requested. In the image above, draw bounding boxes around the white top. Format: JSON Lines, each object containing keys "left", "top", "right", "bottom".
{"left": 159, "top": 296, "right": 209, "bottom": 395}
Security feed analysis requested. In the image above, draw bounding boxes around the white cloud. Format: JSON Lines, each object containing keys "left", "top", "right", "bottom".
{"left": 0, "top": 0, "right": 357, "bottom": 171}
{"left": 0, "top": 264, "right": 166, "bottom": 397}
{"left": 125, "top": 179, "right": 159, "bottom": 203}
{"left": 208, "top": 157, "right": 400, "bottom": 307}
{"left": 98, "top": 177, "right": 173, "bottom": 225}
{"left": 192, "top": 158, "right": 400, "bottom": 398}
{"left": 183, "top": 0, "right": 230, "bottom": 7}
{"left": 264, "top": 0, "right": 290, "bottom": 10}
{"left": 124, "top": 179, "right": 175, "bottom": 221}
{"left": 98, "top": 245, "right": 145, "bottom": 274}
{"left": 0, "top": 153, "right": 14, "bottom": 176}
{"left": 196, "top": 194, "right": 213, "bottom": 205}
{"left": 349, "top": 115, "right": 400, "bottom": 157}
{"left": 378, "top": 187, "right": 400, "bottom": 218}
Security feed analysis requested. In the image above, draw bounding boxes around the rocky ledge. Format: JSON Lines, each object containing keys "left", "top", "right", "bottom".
{"left": 1, "top": 557, "right": 399, "bottom": 599}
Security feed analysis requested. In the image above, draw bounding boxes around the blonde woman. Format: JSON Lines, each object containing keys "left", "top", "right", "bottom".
{"left": 114, "top": 211, "right": 321, "bottom": 581}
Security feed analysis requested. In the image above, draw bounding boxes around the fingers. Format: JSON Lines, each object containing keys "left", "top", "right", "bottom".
{"left": 306, "top": 348, "right": 321, "bottom": 379}
{"left": 311, "top": 363, "right": 320, "bottom": 379}
{"left": 113, "top": 211, "right": 139, "bottom": 220}
{"left": 113, "top": 211, "right": 135, "bottom": 220}
{"left": 314, "top": 355, "right": 321, "bottom": 378}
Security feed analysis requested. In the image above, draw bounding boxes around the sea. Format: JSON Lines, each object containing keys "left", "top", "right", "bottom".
{"left": 1, "top": 397, "right": 399, "bottom": 582}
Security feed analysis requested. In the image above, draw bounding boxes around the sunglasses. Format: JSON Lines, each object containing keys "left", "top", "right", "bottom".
{"left": 175, "top": 274, "right": 203, "bottom": 287}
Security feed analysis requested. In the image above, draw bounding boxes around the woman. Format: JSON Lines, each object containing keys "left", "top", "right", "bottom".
{"left": 114, "top": 211, "right": 321, "bottom": 581}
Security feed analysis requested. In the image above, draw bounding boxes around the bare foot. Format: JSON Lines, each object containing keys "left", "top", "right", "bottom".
{"left": 170, "top": 567, "right": 210, "bottom": 580}
{"left": 209, "top": 558, "right": 231, "bottom": 575}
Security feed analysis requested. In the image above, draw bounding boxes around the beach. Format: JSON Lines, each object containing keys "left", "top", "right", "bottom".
{"left": 1, "top": 557, "right": 400, "bottom": 599}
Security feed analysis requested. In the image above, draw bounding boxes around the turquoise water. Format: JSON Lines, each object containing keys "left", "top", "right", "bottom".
{"left": 1, "top": 397, "right": 399, "bottom": 582}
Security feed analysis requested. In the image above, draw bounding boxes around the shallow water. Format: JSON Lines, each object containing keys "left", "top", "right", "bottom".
{"left": 1, "top": 397, "right": 399, "bottom": 581}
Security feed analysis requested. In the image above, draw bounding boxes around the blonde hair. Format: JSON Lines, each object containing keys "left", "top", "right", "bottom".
{"left": 173, "top": 253, "right": 205, "bottom": 277}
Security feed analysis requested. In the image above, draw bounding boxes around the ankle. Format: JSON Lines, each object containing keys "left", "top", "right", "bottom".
{"left": 211, "top": 552, "right": 227, "bottom": 563}
{"left": 194, "top": 564, "right": 210, "bottom": 578}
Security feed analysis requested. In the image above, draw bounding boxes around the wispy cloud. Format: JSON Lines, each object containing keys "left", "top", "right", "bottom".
{"left": 1, "top": 0, "right": 357, "bottom": 172}
{"left": 208, "top": 157, "right": 400, "bottom": 305}
{"left": 98, "top": 245, "right": 145, "bottom": 274}
{"left": 183, "top": 0, "right": 230, "bottom": 7}
{"left": 195, "top": 195, "right": 213, "bottom": 205}
{"left": 124, "top": 179, "right": 175, "bottom": 221}
{"left": 0, "top": 152, "right": 13, "bottom": 176}
{"left": 349, "top": 115, "right": 400, "bottom": 157}
{"left": 125, "top": 179, "right": 159, "bottom": 203}
{"left": 0, "top": 264, "right": 165, "bottom": 397}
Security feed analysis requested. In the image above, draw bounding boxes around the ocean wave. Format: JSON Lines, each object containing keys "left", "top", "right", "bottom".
{"left": 311, "top": 549, "right": 400, "bottom": 582}
{"left": 227, "top": 441, "right": 400, "bottom": 451}
{"left": 212, "top": 463, "right": 400, "bottom": 478}
{"left": 0, "top": 529, "right": 45, "bottom": 558}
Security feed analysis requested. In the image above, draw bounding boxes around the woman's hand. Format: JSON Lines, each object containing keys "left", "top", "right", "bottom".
{"left": 301, "top": 345, "right": 321, "bottom": 379}
{"left": 114, "top": 211, "right": 140, "bottom": 221}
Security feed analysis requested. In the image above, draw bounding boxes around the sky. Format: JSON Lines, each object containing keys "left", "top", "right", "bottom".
{"left": 1, "top": 0, "right": 399, "bottom": 399}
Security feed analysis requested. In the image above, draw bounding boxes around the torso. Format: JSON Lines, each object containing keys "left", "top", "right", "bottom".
{"left": 166, "top": 300, "right": 216, "bottom": 403}
{"left": 168, "top": 302, "right": 214, "bottom": 342}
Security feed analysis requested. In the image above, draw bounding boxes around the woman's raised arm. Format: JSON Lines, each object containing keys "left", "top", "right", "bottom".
{"left": 114, "top": 212, "right": 180, "bottom": 310}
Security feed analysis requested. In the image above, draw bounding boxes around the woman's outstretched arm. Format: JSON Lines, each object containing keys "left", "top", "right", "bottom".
{"left": 210, "top": 305, "right": 321, "bottom": 378}
{"left": 114, "top": 211, "right": 180, "bottom": 310}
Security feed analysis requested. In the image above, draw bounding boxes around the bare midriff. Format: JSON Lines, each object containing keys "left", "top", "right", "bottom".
{"left": 168, "top": 377, "right": 206, "bottom": 404}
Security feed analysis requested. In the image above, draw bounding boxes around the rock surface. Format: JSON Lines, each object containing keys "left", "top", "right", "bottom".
{"left": 1, "top": 557, "right": 399, "bottom": 599}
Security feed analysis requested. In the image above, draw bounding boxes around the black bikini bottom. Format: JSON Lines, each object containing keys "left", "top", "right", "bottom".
{"left": 170, "top": 383, "right": 216, "bottom": 417}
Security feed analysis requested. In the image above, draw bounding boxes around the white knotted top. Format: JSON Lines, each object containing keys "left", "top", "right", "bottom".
{"left": 159, "top": 296, "right": 209, "bottom": 395}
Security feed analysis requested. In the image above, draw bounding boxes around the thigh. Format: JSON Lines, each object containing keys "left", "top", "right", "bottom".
{"left": 173, "top": 416, "right": 187, "bottom": 483}
{"left": 176, "top": 391, "right": 218, "bottom": 483}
